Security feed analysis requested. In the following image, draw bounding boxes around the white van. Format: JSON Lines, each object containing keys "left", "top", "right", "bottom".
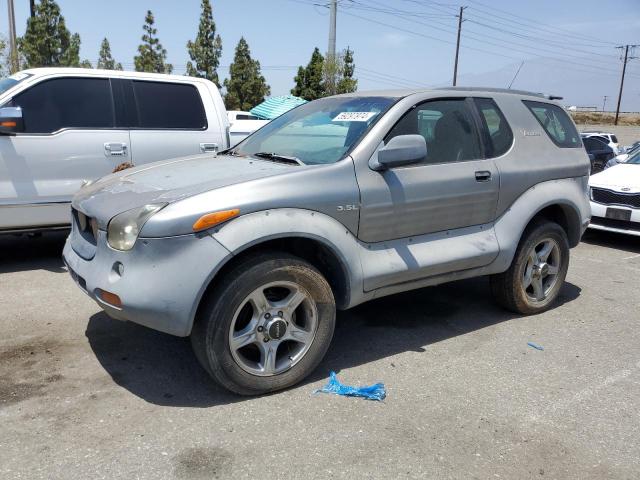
{"left": 0, "top": 68, "right": 231, "bottom": 232}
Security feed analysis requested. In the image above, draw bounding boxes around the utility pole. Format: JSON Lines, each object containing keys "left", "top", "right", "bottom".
{"left": 602, "top": 95, "right": 608, "bottom": 112}
{"left": 452, "top": 6, "right": 466, "bottom": 86}
{"left": 30, "top": 0, "right": 36, "bottom": 17}
{"left": 328, "top": 0, "right": 337, "bottom": 61}
{"left": 614, "top": 45, "right": 638, "bottom": 125}
{"left": 7, "top": 0, "right": 19, "bottom": 73}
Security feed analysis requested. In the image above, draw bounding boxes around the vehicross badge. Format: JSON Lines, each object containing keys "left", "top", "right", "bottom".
{"left": 337, "top": 205, "right": 359, "bottom": 211}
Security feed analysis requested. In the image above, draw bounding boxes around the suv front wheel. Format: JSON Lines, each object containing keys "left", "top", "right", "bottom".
{"left": 491, "top": 221, "right": 570, "bottom": 315}
{"left": 191, "top": 253, "right": 336, "bottom": 395}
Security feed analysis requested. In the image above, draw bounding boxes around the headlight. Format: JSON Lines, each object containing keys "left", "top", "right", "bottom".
{"left": 107, "top": 203, "right": 166, "bottom": 251}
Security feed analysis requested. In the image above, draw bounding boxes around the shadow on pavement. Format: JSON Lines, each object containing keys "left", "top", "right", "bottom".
{"left": 581, "top": 229, "right": 640, "bottom": 254}
{"left": 0, "top": 230, "right": 68, "bottom": 274}
{"left": 85, "top": 278, "right": 581, "bottom": 408}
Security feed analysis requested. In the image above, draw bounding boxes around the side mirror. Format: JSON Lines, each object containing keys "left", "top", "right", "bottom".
{"left": 0, "top": 106, "right": 24, "bottom": 136}
{"left": 371, "top": 134, "right": 427, "bottom": 171}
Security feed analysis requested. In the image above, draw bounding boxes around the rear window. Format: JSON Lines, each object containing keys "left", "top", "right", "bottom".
{"left": 522, "top": 100, "right": 581, "bottom": 148}
{"left": 611, "top": 135, "right": 618, "bottom": 143}
{"left": 132, "top": 81, "right": 206, "bottom": 129}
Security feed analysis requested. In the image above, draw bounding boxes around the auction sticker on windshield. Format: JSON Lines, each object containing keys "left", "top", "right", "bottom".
{"left": 332, "top": 112, "right": 378, "bottom": 122}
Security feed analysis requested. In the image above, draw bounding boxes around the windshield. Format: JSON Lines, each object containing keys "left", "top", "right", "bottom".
{"left": 0, "top": 72, "right": 33, "bottom": 96}
{"left": 233, "top": 96, "right": 396, "bottom": 165}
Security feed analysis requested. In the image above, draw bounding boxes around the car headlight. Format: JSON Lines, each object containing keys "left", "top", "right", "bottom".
{"left": 107, "top": 203, "right": 166, "bottom": 251}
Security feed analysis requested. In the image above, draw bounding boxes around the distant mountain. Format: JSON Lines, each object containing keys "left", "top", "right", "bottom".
{"left": 454, "top": 57, "right": 640, "bottom": 112}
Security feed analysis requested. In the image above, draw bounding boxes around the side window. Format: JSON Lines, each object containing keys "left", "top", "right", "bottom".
{"left": 133, "top": 81, "right": 206, "bottom": 129}
{"left": 474, "top": 98, "right": 513, "bottom": 157}
{"left": 522, "top": 100, "right": 581, "bottom": 148}
{"left": 386, "top": 98, "right": 481, "bottom": 164}
{"left": 10, "top": 77, "right": 114, "bottom": 134}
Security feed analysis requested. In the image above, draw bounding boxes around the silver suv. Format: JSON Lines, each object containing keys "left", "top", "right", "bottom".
{"left": 63, "top": 88, "right": 591, "bottom": 395}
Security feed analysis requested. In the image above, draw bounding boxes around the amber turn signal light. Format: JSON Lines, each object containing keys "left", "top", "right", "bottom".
{"left": 96, "top": 289, "right": 122, "bottom": 308}
{"left": 192, "top": 209, "right": 240, "bottom": 232}
{"left": 1, "top": 121, "right": 16, "bottom": 127}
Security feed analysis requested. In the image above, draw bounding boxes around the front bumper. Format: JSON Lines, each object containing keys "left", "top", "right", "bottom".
{"left": 63, "top": 230, "right": 232, "bottom": 336}
{"left": 589, "top": 201, "right": 640, "bottom": 237}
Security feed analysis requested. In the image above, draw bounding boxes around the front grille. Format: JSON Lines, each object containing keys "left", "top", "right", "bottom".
{"left": 591, "top": 188, "right": 640, "bottom": 208}
{"left": 72, "top": 208, "right": 98, "bottom": 245}
{"left": 591, "top": 216, "right": 640, "bottom": 231}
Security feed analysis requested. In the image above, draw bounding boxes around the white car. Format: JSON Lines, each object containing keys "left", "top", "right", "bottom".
{"left": 227, "top": 110, "right": 269, "bottom": 147}
{"left": 581, "top": 131, "right": 622, "bottom": 155}
{"left": 0, "top": 68, "right": 234, "bottom": 233}
{"left": 589, "top": 151, "right": 640, "bottom": 236}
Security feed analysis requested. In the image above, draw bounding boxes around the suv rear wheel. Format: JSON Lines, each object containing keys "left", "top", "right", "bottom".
{"left": 191, "top": 253, "right": 336, "bottom": 395}
{"left": 491, "top": 221, "right": 569, "bottom": 315}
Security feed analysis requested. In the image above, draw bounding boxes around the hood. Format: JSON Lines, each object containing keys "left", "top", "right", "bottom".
{"left": 72, "top": 154, "right": 299, "bottom": 223}
{"left": 589, "top": 164, "right": 640, "bottom": 193}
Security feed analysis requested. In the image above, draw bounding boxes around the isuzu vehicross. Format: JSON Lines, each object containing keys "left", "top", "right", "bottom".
{"left": 63, "top": 88, "right": 591, "bottom": 395}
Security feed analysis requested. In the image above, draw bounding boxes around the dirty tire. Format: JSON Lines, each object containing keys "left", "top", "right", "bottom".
{"left": 490, "top": 221, "right": 569, "bottom": 315}
{"left": 191, "top": 252, "right": 335, "bottom": 396}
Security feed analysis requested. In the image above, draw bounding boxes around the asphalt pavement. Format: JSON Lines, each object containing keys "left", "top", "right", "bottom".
{"left": 1, "top": 229, "right": 639, "bottom": 479}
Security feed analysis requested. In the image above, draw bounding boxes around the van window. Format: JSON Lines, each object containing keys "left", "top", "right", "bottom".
{"left": 386, "top": 98, "right": 481, "bottom": 164}
{"left": 522, "top": 100, "right": 581, "bottom": 148}
{"left": 474, "top": 98, "right": 513, "bottom": 157}
{"left": 10, "top": 77, "right": 114, "bottom": 133}
{"left": 132, "top": 81, "right": 206, "bottom": 129}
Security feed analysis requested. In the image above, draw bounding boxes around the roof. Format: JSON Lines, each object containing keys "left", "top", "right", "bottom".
{"left": 21, "top": 67, "right": 214, "bottom": 84}
{"left": 336, "top": 86, "right": 561, "bottom": 100}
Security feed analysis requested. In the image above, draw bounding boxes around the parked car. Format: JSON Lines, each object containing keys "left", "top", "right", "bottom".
{"left": 581, "top": 131, "right": 621, "bottom": 154}
{"left": 0, "top": 68, "right": 232, "bottom": 233}
{"left": 63, "top": 88, "right": 590, "bottom": 395}
{"left": 227, "top": 110, "right": 269, "bottom": 147}
{"left": 589, "top": 150, "right": 640, "bottom": 236}
{"left": 612, "top": 140, "right": 640, "bottom": 165}
{"left": 582, "top": 135, "right": 615, "bottom": 173}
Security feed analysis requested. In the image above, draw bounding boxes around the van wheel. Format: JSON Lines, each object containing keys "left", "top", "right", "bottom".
{"left": 191, "top": 253, "right": 335, "bottom": 395}
{"left": 490, "top": 221, "right": 569, "bottom": 315}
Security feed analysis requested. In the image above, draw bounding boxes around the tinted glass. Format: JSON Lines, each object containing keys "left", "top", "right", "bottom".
{"left": 611, "top": 135, "right": 618, "bottom": 143}
{"left": 523, "top": 100, "right": 581, "bottom": 148}
{"left": 234, "top": 96, "right": 395, "bottom": 165}
{"left": 236, "top": 114, "right": 258, "bottom": 120}
{"left": 133, "top": 81, "right": 206, "bottom": 129}
{"left": 386, "top": 98, "right": 481, "bottom": 164}
{"left": 474, "top": 97, "right": 513, "bottom": 157}
{"left": 11, "top": 77, "right": 114, "bottom": 133}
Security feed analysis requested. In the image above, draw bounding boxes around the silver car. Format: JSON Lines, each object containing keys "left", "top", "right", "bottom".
{"left": 63, "top": 88, "right": 591, "bottom": 395}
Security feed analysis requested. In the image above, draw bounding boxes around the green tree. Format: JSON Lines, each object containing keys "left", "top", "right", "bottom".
{"left": 97, "top": 38, "right": 122, "bottom": 70}
{"left": 17, "top": 0, "right": 82, "bottom": 68}
{"left": 291, "top": 47, "right": 325, "bottom": 101}
{"left": 223, "top": 37, "right": 270, "bottom": 111}
{"left": 186, "top": 0, "right": 222, "bottom": 85}
{"left": 337, "top": 47, "right": 357, "bottom": 94}
{"left": 79, "top": 59, "right": 93, "bottom": 69}
{"left": 134, "top": 10, "right": 172, "bottom": 74}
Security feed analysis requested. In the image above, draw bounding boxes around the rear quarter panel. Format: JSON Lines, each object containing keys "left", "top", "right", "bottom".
{"left": 491, "top": 94, "right": 591, "bottom": 216}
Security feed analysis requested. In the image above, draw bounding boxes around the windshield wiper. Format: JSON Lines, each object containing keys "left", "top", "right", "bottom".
{"left": 252, "top": 152, "right": 305, "bottom": 166}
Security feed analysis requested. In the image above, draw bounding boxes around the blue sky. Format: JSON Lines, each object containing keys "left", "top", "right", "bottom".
{"left": 2, "top": 0, "right": 640, "bottom": 110}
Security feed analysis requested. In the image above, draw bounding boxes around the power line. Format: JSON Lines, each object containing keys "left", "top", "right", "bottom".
{"left": 359, "top": 0, "right": 626, "bottom": 72}
{"left": 445, "top": 0, "right": 617, "bottom": 46}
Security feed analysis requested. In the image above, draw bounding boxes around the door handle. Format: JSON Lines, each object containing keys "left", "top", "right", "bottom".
{"left": 104, "top": 142, "right": 128, "bottom": 157}
{"left": 200, "top": 143, "right": 218, "bottom": 154}
{"left": 475, "top": 170, "right": 492, "bottom": 182}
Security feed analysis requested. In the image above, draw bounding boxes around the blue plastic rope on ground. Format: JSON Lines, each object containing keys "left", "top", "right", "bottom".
{"left": 528, "top": 342, "right": 544, "bottom": 351}
{"left": 315, "top": 371, "right": 386, "bottom": 401}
